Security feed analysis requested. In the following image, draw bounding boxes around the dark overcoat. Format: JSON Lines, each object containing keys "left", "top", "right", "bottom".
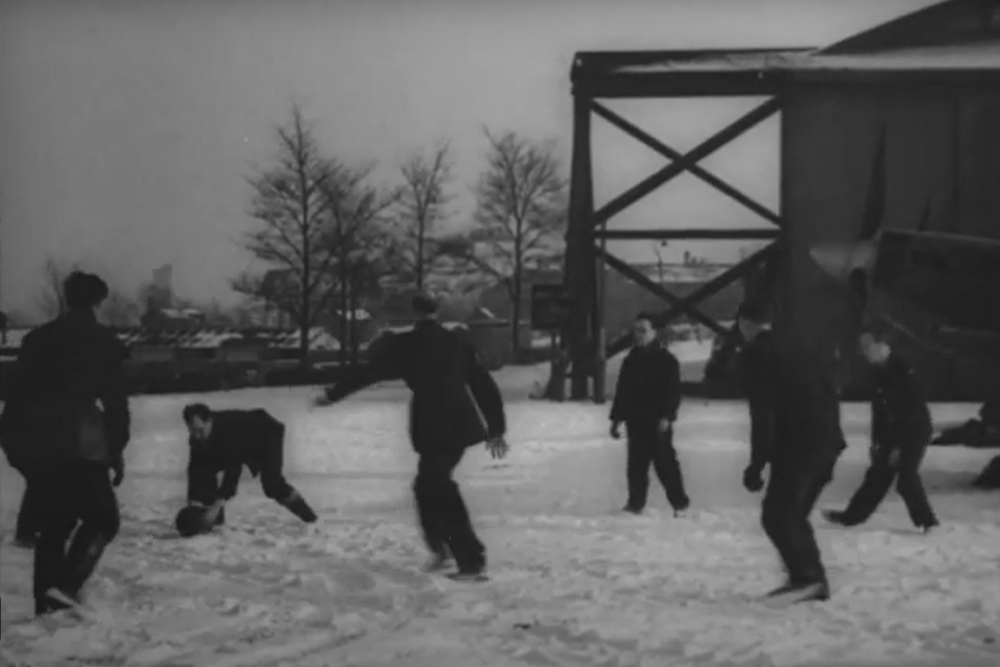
{"left": 610, "top": 343, "right": 682, "bottom": 425}
{"left": 739, "top": 330, "right": 846, "bottom": 471}
{"left": 187, "top": 409, "right": 285, "bottom": 502}
{"left": 0, "top": 310, "right": 130, "bottom": 471}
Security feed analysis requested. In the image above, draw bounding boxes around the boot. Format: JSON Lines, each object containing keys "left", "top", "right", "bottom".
{"left": 821, "top": 509, "right": 860, "bottom": 527}
{"left": 763, "top": 580, "right": 830, "bottom": 605}
{"left": 280, "top": 491, "right": 317, "bottom": 523}
{"left": 59, "top": 525, "right": 112, "bottom": 598}
{"left": 36, "top": 588, "right": 78, "bottom": 616}
{"left": 422, "top": 547, "right": 452, "bottom": 573}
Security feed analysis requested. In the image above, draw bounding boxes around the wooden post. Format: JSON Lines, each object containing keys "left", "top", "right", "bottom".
{"left": 593, "top": 217, "right": 608, "bottom": 404}
{"left": 566, "top": 90, "right": 595, "bottom": 400}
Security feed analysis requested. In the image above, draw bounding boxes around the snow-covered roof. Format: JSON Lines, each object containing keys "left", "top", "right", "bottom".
{"left": 0, "top": 327, "right": 31, "bottom": 349}
{"left": 608, "top": 42, "right": 1000, "bottom": 76}
{"left": 333, "top": 308, "right": 372, "bottom": 322}
{"left": 1, "top": 326, "right": 340, "bottom": 351}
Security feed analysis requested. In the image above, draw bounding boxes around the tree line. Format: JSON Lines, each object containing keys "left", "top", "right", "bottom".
{"left": 15, "top": 105, "right": 568, "bottom": 368}
{"left": 233, "top": 105, "right": 568, "bottom": 366}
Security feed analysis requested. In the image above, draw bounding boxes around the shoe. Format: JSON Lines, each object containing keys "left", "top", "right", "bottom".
{"left": 764, "top": 581, "right": 798, "bottom": 597}
{"left": 764, "top": 580, "right": 830, "bottom": 605}
{"left": 821, "top": 509, "right": 856, "bottom": 527}
{"left": 421, "top": 552, "right": 452, "bottom": 573}
{"left": 446, "top": 568, "right": 489, "bottom": 582}
{"left": 282, "top": 493, "right": 318, "bottom": 524}
{"left": 622, "top": 505, "right": 642, "bottom": 515}
{"left": 918, "top": 523, "right": 938, "bottom": 535}
{"left": 36, "top": 587, "right": 84, "bottom": 617}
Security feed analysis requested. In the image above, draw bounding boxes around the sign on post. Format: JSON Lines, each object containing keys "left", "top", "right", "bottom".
{"left": 531, "top": 284, "right": 572, "bottom": 331}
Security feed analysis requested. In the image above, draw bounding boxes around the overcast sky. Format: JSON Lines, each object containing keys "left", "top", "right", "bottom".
{"left": 0, "top": 0, "right": 932, "bottom": 319}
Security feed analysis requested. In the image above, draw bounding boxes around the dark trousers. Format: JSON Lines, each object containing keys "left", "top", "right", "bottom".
{"left": 16, "top": 476, "right": 41, "bottom": 540}
{"left": 413, "top": 447, "right": 485, "bottom": 572}
{"left": 761, "top": 456, "right": 836, "bottom": 585}
{"left": 625, "top": 422, "right": 689, "bottom": 512}
{"left": 33, "top": 461, "right": 120, "bottom": 614}
{"left": 841, "top": 444, "right": 937, "bottom": 528}
{"left": 258, "top": 442, "right": 295, "bottom": 502}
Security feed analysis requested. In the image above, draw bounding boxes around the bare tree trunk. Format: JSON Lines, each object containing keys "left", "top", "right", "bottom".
{"left": 512, "top": 216, "right": 524, "bottom": 357}
{"left": 298, "top": 120, "right": 312, "bottom": 371}
{"left": 416, "top": 216, "right": 425, "bottom": 290}
{"left": 348, "top": 273, "right": 359, "bottom": 366}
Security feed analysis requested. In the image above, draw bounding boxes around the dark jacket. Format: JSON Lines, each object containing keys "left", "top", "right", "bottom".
{"left": 740, "top": 330, "right": 845, "bottom": 471}
{"left": 0, "top": 310, "right": 130, "bottom": 471}
{"left": 610, "top": 342, "right": 681, "bottom": 425}
{"left": 187, "top": 409, "right": 284, "bottom": 502}
{"left": 870, "top": 352, "right": 932, "bottom": 451}
{"left": 323, "top": 320, "right": 506, "bottom": 454}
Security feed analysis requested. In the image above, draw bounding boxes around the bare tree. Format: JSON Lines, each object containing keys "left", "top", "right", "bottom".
{"left": 393, "top": 143, "right": 454, "bottom": 290}
{"left": 463, "top": 130, "right": 567, "bottom": 354}
{"left": 321, "top": 166, "right": 399, "bottom": 365}
{"left": 37, "top": 257, "right": 76, "bottom": 319}
{"left": 233, "top": 105, "right": 341, "bottom": 368}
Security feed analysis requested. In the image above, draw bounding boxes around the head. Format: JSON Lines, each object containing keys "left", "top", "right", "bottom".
{"left": 858, "top": 327, "right": 892, "bottom": 365}
{"left": 633, "top": 312, "right": 658, "bottom": 347}
{"left": 182, "top": 403, "right": 214, "bottom": 442}
{"left": 64, "top": 271, "right": 109, "bottom": 312}
{"left": 410, "top": 291, "right": 439, "bottom": 320}
{"left": 736, "top": 300, "right": 773, "bottom": 342}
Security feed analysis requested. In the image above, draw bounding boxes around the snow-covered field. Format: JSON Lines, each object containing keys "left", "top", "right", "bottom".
{"left": 1, "top": 370, "right": 998, "bottom": 667}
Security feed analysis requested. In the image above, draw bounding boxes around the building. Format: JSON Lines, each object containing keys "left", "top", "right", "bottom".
{"left": 563, "top": 0, "right": 1000, "bottom": 401}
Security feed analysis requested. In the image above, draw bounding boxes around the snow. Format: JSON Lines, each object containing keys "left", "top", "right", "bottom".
{"left": 2, "top": 375, "right": 998, "bottom": 667}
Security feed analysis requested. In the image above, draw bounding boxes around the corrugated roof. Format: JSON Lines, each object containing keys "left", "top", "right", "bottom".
{"left": 575, "top": 1, "right": 1000, "bottom": 86}
{"left": 609, "top": 42, "right": 1000, "bottom": 76}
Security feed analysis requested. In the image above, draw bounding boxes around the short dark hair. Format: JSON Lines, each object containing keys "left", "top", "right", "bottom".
{"left": 64, "top": 271, "right": 110, "bottom": 311}
{"left": 737, "top": 299, "right": 772, "bottom": 324}
{"left": 182, "top": 403, "right": 212, "bottom": 423}
{"left": 411, "top": 291, "right": 439, "bottom": 316}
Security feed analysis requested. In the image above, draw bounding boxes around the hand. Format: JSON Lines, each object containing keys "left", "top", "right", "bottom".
{"left": 657, "top": 418, "right": 673, "bottom": 434}
{"left": 110, "top": 457, "right": 124, "bottom": 487}
{"left": 610, "top": 421, "right": 622, "bottom": 440}
{"left": 742, "top": 465, "right": 765, "bottom": 493}
{"left": 486, "top": 436, "right": 509, "bottom": 460}
{"left": 203, "top": 499, "right": 226, "bottom": 524}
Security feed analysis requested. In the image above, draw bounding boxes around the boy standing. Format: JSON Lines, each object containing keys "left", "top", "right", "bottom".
{"left": 610, "top": 312, "right": 690, "bottom": 516}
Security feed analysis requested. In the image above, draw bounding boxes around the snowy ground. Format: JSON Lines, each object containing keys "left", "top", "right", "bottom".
{"left": 1, "top": 371, "right": 998, "bottom": 667}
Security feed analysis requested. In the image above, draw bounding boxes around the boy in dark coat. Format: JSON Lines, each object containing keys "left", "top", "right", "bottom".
{"left": 823, "top": 328, "right": 939, "bottom": 532}
{"left": 0, "top": 271, "right": 130, "bottom": 616}
{"left": 314, "top": 292, "right": 508, "bottom": 580}
{"left": 181, "top": 404, "right": 317, "bottom": 530}
{"left": 610, "top": 312, "right": 690, "bottom": 516}
{"left": 738, "top": 300, "right": 846, "bottom": 604}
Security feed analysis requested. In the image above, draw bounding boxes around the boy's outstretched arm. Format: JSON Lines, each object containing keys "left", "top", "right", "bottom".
{"left": 315, "top": 334, "right": 401, "bottom": 407}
